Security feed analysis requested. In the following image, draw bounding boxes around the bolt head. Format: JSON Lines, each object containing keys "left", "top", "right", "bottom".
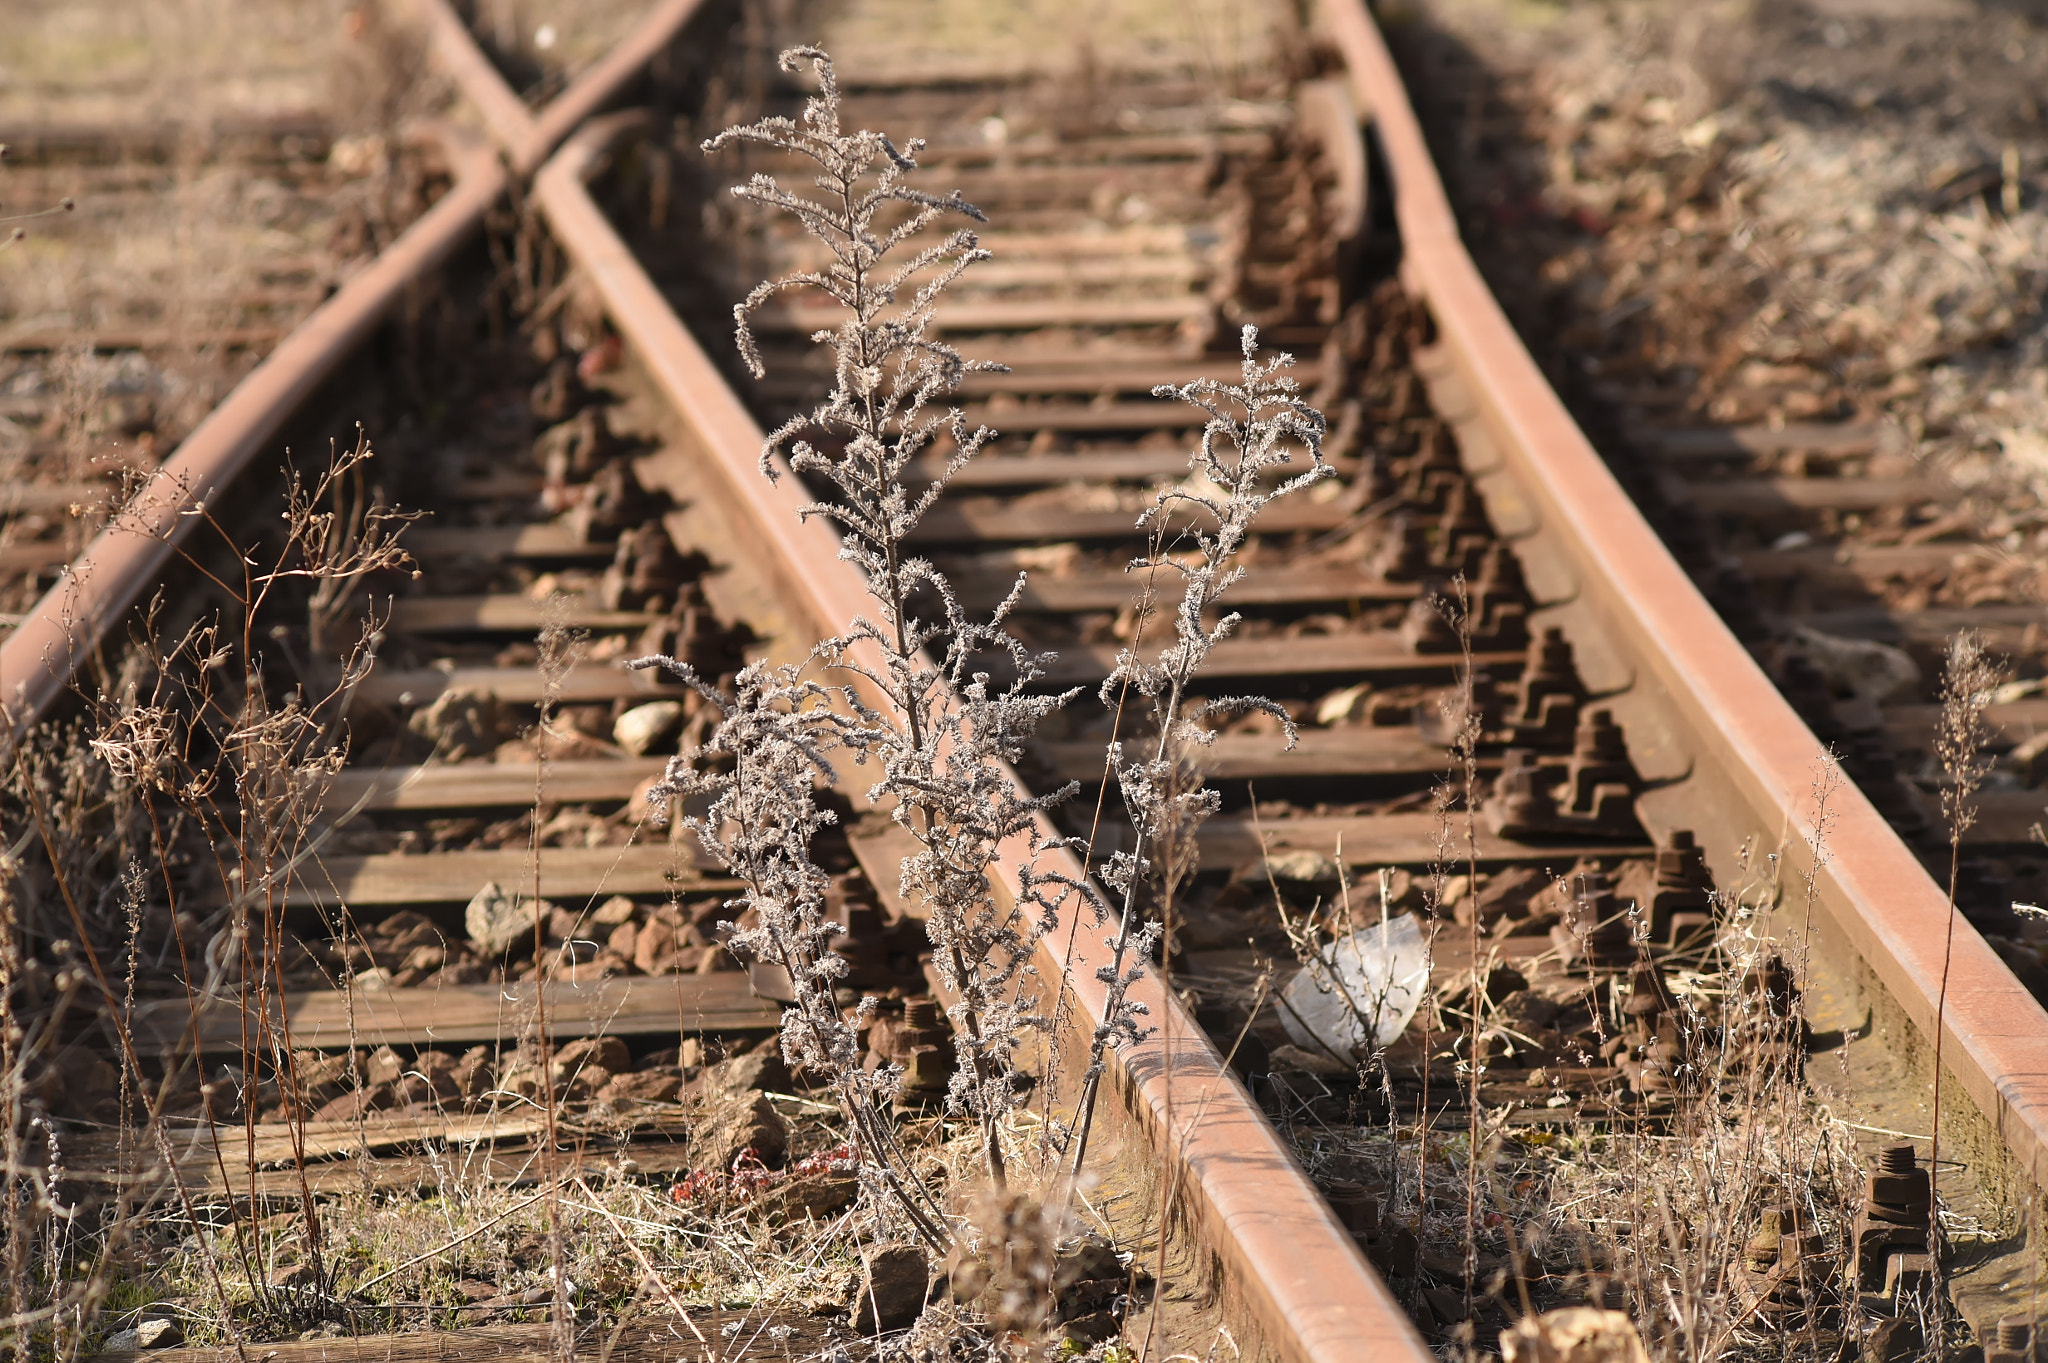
{"left": 1865, "top": 1170, "right": 1931, "bottom": 1207}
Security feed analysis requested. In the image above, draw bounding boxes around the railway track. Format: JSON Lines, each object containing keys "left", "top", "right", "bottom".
{"left": 4, "top": 2, "right": 2048, "bottom": 1360}
{"left": 1382, "top": 10, "right": 2048, "bottom": 977}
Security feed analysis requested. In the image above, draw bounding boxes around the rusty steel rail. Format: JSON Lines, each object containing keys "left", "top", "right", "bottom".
{"left": 528, "top": 110, "right": 1429, "bottom": 1363}
{"left": 0, "top": 124, "right": 505, "bottom": 748}
{"left": 1322, "top": 0, "right": 2048, "bottom": 1185}
{"left": 410, "top": 0, "right": 704, "bottom": 176}
{"left": 18, "top": 0, "right": 2047, "bottom": 1355}
{"left": 0, "top": 0, "right": 707, "bottom": 753}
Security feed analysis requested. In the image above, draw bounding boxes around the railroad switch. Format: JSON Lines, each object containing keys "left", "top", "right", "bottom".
{"left": 1414, "top": 668, "right": 1510, "bottom": 745}
{"left": 1725, "top": 955, "right": 1806, "bottom": 1069}
{"left": 1400, "top": 421, "right": 1461, "bottom": 510}
{"left": 1353, "top": 442, "right": 1397, "bottom": 507}
{"left": 536, "top": 405, "right": 623, "bottom": 494}
{"left": 1374, "top": 368, "right": 1425, "bottom": 427}
{"left": 1322, "top": 1178, "right": 1380, "bottom": 1235}
{"left": 1850, "top": 1144, "right": 1933, "bottom": 1296}
{"left": 1399, "top": 535, "right": 1530, "bottom": 656}
{"left": 1487, "top": 749, "right": 1564, "bottom": 837}
{"left": 1741, "top": 956, "right": 1797, "bottom": 1017}
{"left": 1398, "top": 632, "right": 1569, "bottom": 748}
{"left": 1433, "top": 480, "right": 1493, "bottom": 579}
{"left": 635, "top": 581, "right": 748, "bottom": 680}
{"left": 1486, "top": 668, "right": 1646, "bottom": 836}
{"left": 1487, "top": 740, "right": 1642, "bottom": 842}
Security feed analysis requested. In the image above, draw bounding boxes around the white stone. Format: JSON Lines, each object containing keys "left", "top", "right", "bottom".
{"left": 1265, "top": 848, "right": 1339, "bottom": 882}
{"left": 613, "top": 701, "right": 685, "bottom": 756}
{"left": 466, "top": 881, "right": 536, "bottom": 956}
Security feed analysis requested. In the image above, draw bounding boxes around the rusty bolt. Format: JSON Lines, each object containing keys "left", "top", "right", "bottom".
{"left": 1322, "top": 1179, "right": 1380, "bottom": 1236}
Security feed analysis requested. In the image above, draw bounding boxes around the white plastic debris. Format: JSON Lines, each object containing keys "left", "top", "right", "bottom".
{"left": 1278, "top": 913, "right": 1431, "bottom": 1057}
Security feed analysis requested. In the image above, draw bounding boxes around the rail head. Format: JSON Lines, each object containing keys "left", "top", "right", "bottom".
{"left": 1319, "top": 0, "right": 2048, "bottom": 1186}
{"left": 531, "top": 110, "right": 1430, "bottom": 1363}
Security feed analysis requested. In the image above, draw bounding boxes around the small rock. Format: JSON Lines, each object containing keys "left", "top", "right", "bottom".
{"left": 102, "top": 1329, "right": 141, "bottom": 1351}
{"left": 1781, "top": 626, "right": 1921, "bottom": 703}
{"left": 1499, "top": 1308, "right": 1650, "bottom": 1363}
{"left": 408, "top": 687, "right": 509, "bottom": 761}
{"left": 455, "top": 1279, "right": 498, "bottom": 1303}
{"left": 1264, "top": 849, "right": 1340, "bottom": 883}
{"left": 291, "top": 1050, "right": 360, "bottom": 1106}
{"left": 613, "top": 701, "right": 686, "bottom": 756}
{"left": 757, "top": 1173, "right": 858, "bottom": 1221}
{"left": 415, "top": 1049, "right": 461, "bottom": 1096}
{"left": 1055, "top": 1236, "right": 1122, "bottom": 1295}
{"left": 399, "top": 943, "right": 447, "bottom": 978}
{"left": 544, "top": 905, "right": 588, "bottom": 944}
{"left": 269, "top": 1261, "right": 317, "bottom": 1289}
{"left": 379, "top": 911, "right": 443, "bottom": 954}
{"left": 311, "top": 1083, "right": 397, "bottom": 1123}
{"left": 466, "top": 881, "right": 539, "bottom": 957}
{"left": 691, "top": 1090, "right": 788, "bottom": 1172}
{"left": 700, "top": 1049, "right": 790, "bottom": 1098}
{"left": 853, "top": 1242, "right": 930, "bottom": 1333}
{"left": 496, "top": 1062, "right": 546, "bottom": 1102}
{"left": 365, "top": 1045, "right": 406, "bottom": 1086}
{"left": 554, "top": 1035, "right": 631, "bottom": 1076}
{"left": 633, "top": 773, "right": 674, "bottom": 826}
{"left": 1267, "top": 1043, "right": 1353, "bottom": 1077}
{"left": 135, "top": 1318, "right": 183, "bottom": 1348}
{"left": 563, "top": 1065, "right": 612, "bottom": 1101}
{"left": 596, "top": 1069, "right": 683, "bottom": 1105}
{"left": 591, "top": 894, "right": 638, "bottom": 926}
{"left": 632, "top": 905, "right": 704, "bottom": 975}
{"left": 452, "top": 1046, "right": 495, "bottom": 1099}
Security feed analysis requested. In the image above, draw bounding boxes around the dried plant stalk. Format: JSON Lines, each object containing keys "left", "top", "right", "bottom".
{"left": 700, "top": 46, "right": 1087, "bottom": 1193}
{"left": 1067, "top": 325, "right": 1329, "bottom": 1181}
